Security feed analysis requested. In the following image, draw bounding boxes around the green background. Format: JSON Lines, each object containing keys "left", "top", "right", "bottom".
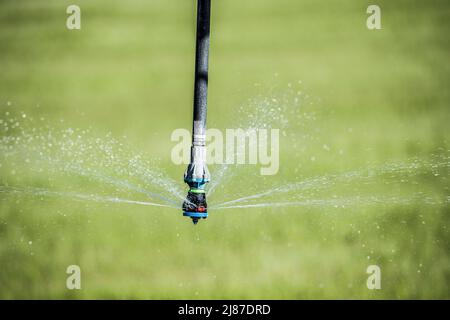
{"left": 0, "top": 0, "right": 449, "bottom": 298}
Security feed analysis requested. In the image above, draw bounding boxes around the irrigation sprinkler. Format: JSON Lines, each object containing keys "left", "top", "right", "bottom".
{"left": 182, "top": 0, "right": 211, "bottom": 224}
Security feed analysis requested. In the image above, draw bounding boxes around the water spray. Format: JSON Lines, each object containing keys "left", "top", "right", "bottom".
{"left": 182, "top": 0, "right": 211, "bottom": 224}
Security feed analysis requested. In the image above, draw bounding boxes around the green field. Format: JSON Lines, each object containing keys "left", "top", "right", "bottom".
{"left": 0, "top": 0, "right": 449, "bottom": 299}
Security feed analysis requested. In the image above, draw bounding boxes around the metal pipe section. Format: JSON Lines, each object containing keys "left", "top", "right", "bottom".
{"left": 192, "top": 0, "right": 211, "bottom": 143}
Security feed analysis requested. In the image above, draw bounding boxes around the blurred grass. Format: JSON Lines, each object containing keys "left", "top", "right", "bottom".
{"left": 0, "top": 0, "right": 449, "bottom": 299}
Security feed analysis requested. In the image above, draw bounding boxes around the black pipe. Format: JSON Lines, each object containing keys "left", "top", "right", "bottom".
{"left": 192, "top": 0, "right": 211, "bottom": 145}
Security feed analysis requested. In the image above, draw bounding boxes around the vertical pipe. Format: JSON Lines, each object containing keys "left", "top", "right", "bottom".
{"left": 182, "top": 0, "right": 212, "bottom": 223}
{"left": 192, "top": 0, "right": 211, "bottom": 147}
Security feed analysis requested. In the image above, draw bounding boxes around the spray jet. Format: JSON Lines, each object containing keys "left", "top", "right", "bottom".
{"left": 182, "top": 0, "right": 211, "bottom": 224}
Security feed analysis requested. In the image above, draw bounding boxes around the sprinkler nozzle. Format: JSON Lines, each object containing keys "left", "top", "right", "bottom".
{"left": 183, "top": 145, "right": 210, "bottom": 224}
{"left": 182, "top": 189, "right": 208, "bottom": 225}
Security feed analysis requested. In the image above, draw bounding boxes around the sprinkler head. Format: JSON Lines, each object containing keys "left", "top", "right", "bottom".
{"left": 183, "top": 157, "right": 210, "bottom": 224}
{"left": 182, "top": 189, "right": 208, "bottom": 225}
{"left": 183, "top": 140, "right": 210, "bottom": 224}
